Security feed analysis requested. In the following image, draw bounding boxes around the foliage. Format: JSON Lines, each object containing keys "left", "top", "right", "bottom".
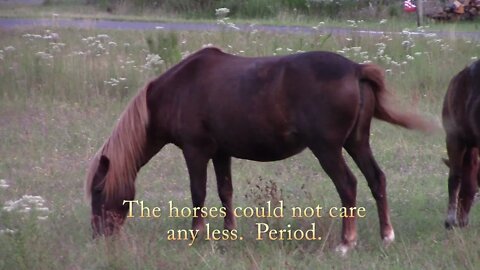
{"left": 78, "top": 0, "right": 412, "bottom": 19}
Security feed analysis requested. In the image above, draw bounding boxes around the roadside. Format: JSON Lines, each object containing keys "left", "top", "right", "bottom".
{"left": 0, "top": 0, "right": 42, "bottom": 4}
{"left": 1, "top": 1, "right": 480, "bottom": 33}
{"left": 0, "top": 17, "right": 479, "bottom": 42}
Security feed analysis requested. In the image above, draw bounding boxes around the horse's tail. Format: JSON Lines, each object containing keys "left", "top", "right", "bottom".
{"left": 359, "top": 63, "right": 438, "bottom": 133}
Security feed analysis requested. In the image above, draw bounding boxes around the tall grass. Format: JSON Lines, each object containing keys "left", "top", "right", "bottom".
{"left": 1, "top": 26, "right": 480, "bottom": 269}
{"left": 77, "top": 0, "right": 408, "bottom": 20}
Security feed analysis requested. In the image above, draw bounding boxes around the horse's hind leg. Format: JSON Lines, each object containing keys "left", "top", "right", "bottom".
{"left": 344, "top": 137, "right": 394, "bottom": 246}
{"left": 183, "top": 147, "right": 211, "bottom": 233}
{"left": 444, "top": 135, "right": 466, "bottom": 228}
{"left": 457, "top": 147, "right": 479, "bottom": 227}
{"left": 212, "top": 153, "right": 236, "bottom": 230}
{"left": 310, "top": 144, "right": 358, "bottom": 255}
{"left": 343, "top": 81, "right": 394, "bottom": 245}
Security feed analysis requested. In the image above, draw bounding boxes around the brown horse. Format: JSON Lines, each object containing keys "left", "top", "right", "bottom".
{"left": 442, "top": 60, "right": 480, "bottom": 229}
{"left": 86, "top": 47, "right": 435, "bottom": 253}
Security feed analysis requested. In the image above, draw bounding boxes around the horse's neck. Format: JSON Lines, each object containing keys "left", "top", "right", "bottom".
{"left": 136, "top": 138, "right": 166, "bottom": 170}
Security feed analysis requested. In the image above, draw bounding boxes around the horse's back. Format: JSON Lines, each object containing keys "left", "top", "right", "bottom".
{"left": 443, "top": 60, "right": 480, "bottom": 144}
{"left": 150, "top": 48, "right": 363, "bottom": 161}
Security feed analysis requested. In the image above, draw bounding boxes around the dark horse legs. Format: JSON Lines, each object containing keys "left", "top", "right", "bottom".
{"left": 444, "top": 135, "right": 479, "bottom": 228}
{"left": 458, "top": 147, "right": 478, "bottom": 227}
{"left": 184, "top": 147, "right": 236, "bottom": 232}
{"left": 345, "top": 139, "right": 394, "bottom": 245}
{"left": 212, "top": 153, "right": 236, "bottom": 230}
{"left": 310, "top": 144, "right": 358, "bottom": 253}
{"left": 445, "top": 136, "right": 465, "bottom": 228}
{"left": 183, "top": 147, "right": 210, "bottom": 232}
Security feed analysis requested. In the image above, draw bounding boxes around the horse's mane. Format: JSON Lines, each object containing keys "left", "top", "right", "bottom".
{"left": 86, "top": 83, "right": 150, "bottom": 202}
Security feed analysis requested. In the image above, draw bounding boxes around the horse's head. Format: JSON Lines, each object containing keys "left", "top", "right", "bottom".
{"left": 88, "top": 155, "right": 130, "bottom": 238}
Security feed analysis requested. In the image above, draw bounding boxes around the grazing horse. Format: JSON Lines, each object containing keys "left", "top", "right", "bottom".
{"left": 86, "top": 47, "right": 435, "bottom": 253}
{"left": 442, "top": 60, "right": 480, "bottom": 229}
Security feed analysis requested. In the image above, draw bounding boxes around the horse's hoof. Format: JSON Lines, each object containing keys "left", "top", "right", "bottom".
{"left": 382, "top": 230, "right": 395, "bottom": 247}
{"left": 335, "top": 241, "right": 356, "bottom": 256}
{"left": 457, "top": 217, "right": 469, "bottom": 227}
{"left": 444, "top": 218, "right": 457, "bottom": 230}
{"left": 223, "top": 218, "right": 237, "bottom": 231}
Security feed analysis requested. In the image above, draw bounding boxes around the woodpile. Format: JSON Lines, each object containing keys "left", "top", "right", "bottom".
{"left": 426, "top": 0, "right": 480, "bottom": 21}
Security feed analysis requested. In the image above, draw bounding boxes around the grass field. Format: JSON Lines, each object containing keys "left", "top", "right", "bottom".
{"left": 1, "top": 24, "right": 480, "bottom": 269}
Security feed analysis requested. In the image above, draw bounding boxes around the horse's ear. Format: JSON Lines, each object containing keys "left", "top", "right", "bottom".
{"left": 442, "top": 158, "right": 450, "bottom": 168}
{"left": 93, "top": 155, "right": 110, "bottom": 192}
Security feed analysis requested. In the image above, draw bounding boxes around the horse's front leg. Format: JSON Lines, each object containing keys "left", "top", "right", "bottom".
{"left": 212, "top": 153, "right": 236, "bottom": 230}
{"left": 183, "top": 146, "right": 211, "bottom": 233}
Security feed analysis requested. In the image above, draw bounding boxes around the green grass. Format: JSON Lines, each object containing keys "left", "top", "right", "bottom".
{"left": 1, "top": 25, "right": 480, "bottom": 269}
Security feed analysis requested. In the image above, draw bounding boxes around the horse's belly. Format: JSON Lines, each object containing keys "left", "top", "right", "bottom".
{"left": 222, "top": 139, "right": 306, "bottom": 162}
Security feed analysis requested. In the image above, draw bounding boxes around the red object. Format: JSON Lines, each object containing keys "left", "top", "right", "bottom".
{"left": 404, "top": 0, "right": 417, "bottom": 12}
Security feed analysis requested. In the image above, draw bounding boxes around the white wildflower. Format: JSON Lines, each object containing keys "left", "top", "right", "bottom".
{"left": 0, "top": 179, "right": 8, "bottom": 188}
{"left": 312, "top": 22, "right": 325, "bottom": 30}
{"left": 35, "top": 52, "right": 53, "bottom": 60}
{"left": 3, "top": 195, "right": 49, "bottom": 214}
{"left": 97, "top": 34, "right": 110, "bottom": 40}
{"left": 144, "top": 54, "right": 164, "bottom": 70}
{"left": 401, "top": 40, "right": 411, "bottom": 47}
{"left": 226, "top": 22, "right": 239, "bottom": 30}
{"left": 215, "top": 8, "right": 230, "bottom": 17}
{"left": 391, "top": 60, "right": 400, "bottom": 67}
{"left": 351, "top": 47, "right": 362, "bottom": 52}
{"left": 0, "top": 228, "right": 16, "bottom": 235}
{"left": 4, "top": 46, "right": 15, "bottom": 52}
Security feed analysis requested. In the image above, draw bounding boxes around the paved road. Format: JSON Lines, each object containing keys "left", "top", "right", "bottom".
{"left": 0, "top": 17, "right": 479, "bottom": 41}
{"left": 0, "top": 0, "right": 42, "bottom": 4}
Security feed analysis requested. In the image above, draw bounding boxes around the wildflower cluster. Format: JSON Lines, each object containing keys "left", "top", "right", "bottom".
{"left": 3, "top": 195, "right": 50, "bottom": 220}
{"left": 81, "top": 34, "right": 116, "bottom": 56}
{"left": 144, "top": 53, "right": 164, "bottom": 70}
